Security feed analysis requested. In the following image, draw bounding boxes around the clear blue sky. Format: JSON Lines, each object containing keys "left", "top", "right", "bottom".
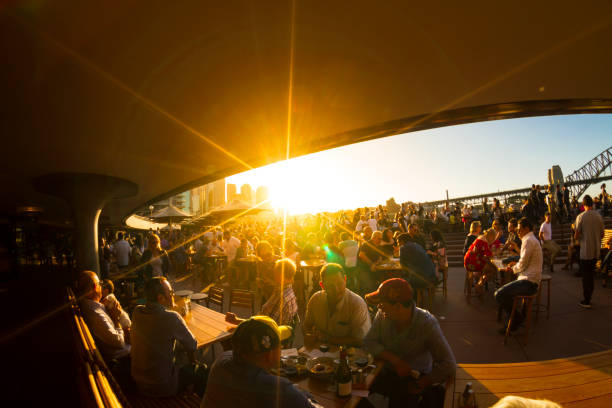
{"left": 228, "top": 114, "right": 612, "bottom": 214}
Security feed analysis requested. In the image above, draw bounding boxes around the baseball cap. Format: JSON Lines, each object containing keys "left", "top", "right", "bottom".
{"left": 365, "top": 278, "right": 414, "bottom": 305}
{"left": 232, "top": 315, "right": 292, "bottom": 354}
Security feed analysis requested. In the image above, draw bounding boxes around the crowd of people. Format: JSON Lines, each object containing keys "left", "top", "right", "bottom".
{"left": 82, "top": 202, "right": 461, "bottom": 407}
{"left": 78, "top": 183, "right": 610, "bottom": 408}
{"left": 77, "top": 264, "right": 456, "bottom": 407}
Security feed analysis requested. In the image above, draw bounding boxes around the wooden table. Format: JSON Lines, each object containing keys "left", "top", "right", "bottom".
{"left": 444, "top": 349, "right": 612, "bottom": 407}
{"left": 185, "top": 302, "right": 234, "bottom": 348}
{"left": 293, "top": 346, "right": 383, "bottom": 408}
{"left": 373, "top": 259, "right": 404, "bottom": 281}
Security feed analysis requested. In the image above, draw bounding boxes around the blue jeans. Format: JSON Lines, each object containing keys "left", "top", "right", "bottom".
{"left": 494, "top": 279, "right": 538, "bottom": 317}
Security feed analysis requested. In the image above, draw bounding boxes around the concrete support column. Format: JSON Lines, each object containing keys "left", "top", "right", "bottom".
{"left": 33, "top": 173, "right": 137, "bottom": 277}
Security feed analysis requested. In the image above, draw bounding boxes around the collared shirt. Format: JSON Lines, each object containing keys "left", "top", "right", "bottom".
{"left": 512, "top": 231, "right": 542, "bottom": 284}
{"left": 201, "top": 351, "right": 320, "bottom": 408}
{"left": 260, "top": 284, "right": 298, "bottom": 326}
{"left": 221, "top": 236, "right": 241, "bottom": 262}
{"left": 80, "top": 298, "right": 130, "bottom": 360}
{"left": 363, "top": 306, "right": 456, "bottom": 384}
{"left": 575, "top": 209, "right": 604, "bottom": 260}
{"left": 368, "top": 218, "right": 378, "bottom": 232}
{"left": 304, "top": 289, "right": 371, "bottom": 340}
{"left": 131, "top": 302, "right": 197, "bottom": 397}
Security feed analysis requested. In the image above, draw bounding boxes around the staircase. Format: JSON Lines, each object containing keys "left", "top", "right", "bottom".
{"left": 445, "top": 217, "right": 612, "bottom": 267}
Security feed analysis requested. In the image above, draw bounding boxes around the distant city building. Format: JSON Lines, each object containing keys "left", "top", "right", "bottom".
{"left": 190, "top": 186, "right": 205, "bottom": 215}
{"left": 213, "top": 179, "right": 226, "bottom": 208}
{"left": 202, "top": 178, "right": 227, "bottom": 212}
{"left": 256, "top": 186, "right": 269, "bottom": 204}
{"left": 241, "top": 184, "right": 253, "bottom": 204}
{"left": 227, "top": 183, "right": 237, "bottom": 203}
{"left": 172, "top": 191, "right": 190, "bottom": 210}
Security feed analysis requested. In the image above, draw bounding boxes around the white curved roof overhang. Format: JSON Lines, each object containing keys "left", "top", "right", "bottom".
{"left": 2, "top": 2, "right": 612, "bottom": 225}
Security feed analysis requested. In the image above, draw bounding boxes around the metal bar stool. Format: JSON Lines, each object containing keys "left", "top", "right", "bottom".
{"left": 504, "top": 294, "right": 537, "bottom": 346}
{"left": 416, "top": 285, "right": 436, "bottom": 310}
{"left": 439, "top": 267, "right": 448, "bottom": 300}
{"left": 535, "top": 274, "right": 552, "bottom": 321}
{"left": 464, "top": 268, "right": 481, "bottom": 304}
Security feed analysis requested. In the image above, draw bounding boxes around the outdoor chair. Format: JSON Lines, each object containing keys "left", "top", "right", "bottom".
{"left": 229, "top": 288, "right": 255, "bottom": 316}
{"left": 206, "top": 285, "right": 225, "bottom": 312}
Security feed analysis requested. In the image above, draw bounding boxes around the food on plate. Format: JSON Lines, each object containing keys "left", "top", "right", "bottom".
{"left": 310, "top": 362, "right": 334, "bottom": 374}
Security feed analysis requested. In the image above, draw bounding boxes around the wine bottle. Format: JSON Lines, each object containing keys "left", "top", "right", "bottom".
{"left": 335, "top": 346, "right": 352, "bottom": 398}
{"left": 459, "top": 382, "right": 473, "bottom": 408}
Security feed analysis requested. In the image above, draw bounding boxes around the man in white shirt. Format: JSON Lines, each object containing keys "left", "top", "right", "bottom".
{"left": 113, "top": 232, "right": 131, "bottom": 269}
{"left": 367, "top": 214, "right": 378, "bottom": 232}
{"left": 539, "top": 211, "right": 560, "bottom": 272}
{"left": 355, "top": 215, "right": 368, "bottom": 232}
{"left": 220, "top": 230, "right": 241, "bottom": 263}
{"left": 304, "top": 263, "right": 371, "bottom": 346}
{"left": 77, "top": 270, "right": 130, "bottom": 360}
{"left": 494, "top": 217, "right": 542, "bottom": 333}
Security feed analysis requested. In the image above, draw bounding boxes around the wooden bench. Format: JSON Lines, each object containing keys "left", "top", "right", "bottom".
{"left": 67, "top": 287, "right": 129, "bottom": 408}
{"left": 66, "top": 287, "right": 201, "bottom": 408}
{"left": 443, "top": 349, "right": 612, "bottom": 407}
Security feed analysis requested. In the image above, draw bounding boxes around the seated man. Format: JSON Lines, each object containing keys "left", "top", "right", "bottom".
{"left": 494, "top": 217, "right": 542, "bottom": 333}
{"left": 77, "top": 270, "right": 130, "bottom": 361}
{"left": 202, "top": 316, "right": 322, "bottom": 407}
{"left": 226, "top": 258, "right": 299, "bottom": 326}
{"left": 131, "top": 277, "right": 207, "bottom": 397}
{"left": 397, "top": 233, "right": 437, "bottom": 290}
{"left": 303, "top": 263, "right": 371, "bottom": 347}
{"left": 363, "top": 278, "right": 456, "bottom": 408}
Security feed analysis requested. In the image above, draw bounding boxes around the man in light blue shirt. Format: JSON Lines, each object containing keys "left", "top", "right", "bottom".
{"left": 363, "top": 278, "right": 455, "bottom": 408}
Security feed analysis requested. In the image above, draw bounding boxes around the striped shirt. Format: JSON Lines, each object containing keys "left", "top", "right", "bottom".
{"left": 260, "top": 284, "right": 298, "bottom": 326}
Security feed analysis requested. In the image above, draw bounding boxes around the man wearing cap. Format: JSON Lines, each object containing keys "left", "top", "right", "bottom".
{"left": 363, "top": 278, "right": 456, "bottom": 408}
{"left": 131, "top": 277, "right": 207, "bottom": 397}
{"left": 303, "top": 263, "right": 371, "bottom": 347}
{"left": 201, "top": 316, "right": 322, "bottom": 408}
